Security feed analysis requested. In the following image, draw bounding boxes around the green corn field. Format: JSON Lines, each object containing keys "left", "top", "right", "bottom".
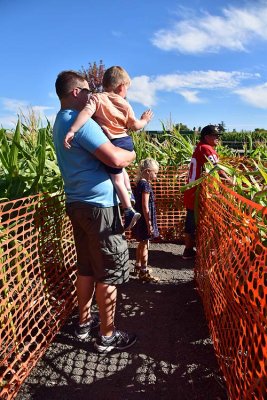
{"left": 0, "top": 117, "right": 266, "bottom": 207}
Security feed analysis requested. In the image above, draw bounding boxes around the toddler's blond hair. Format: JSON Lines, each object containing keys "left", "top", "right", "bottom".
{"left": 102, "top": 66, "right": 131, "bottom": 91}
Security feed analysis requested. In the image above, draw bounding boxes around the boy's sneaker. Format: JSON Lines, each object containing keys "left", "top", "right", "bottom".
{"left": 124, "top": 209, "right": 141, "bottom": 230}
{"left": 75, "top": 314, "right": 100, "bottom": 339}
{"left": 138, "top": 269, "right": 159, "bottom": 283}
{"left": 95, "top": 330, "right": 137, "bottom": 353}
{"left": 182, "top": 248, "right": 196, "bottom": 260}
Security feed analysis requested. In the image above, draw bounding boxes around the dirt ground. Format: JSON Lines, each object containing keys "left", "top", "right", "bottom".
{"left": 16, "top": 242, "right": 228, "bottom": 400}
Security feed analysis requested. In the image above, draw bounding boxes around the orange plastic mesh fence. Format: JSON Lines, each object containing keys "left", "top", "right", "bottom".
{"left": 0, "top": 166, "right": 186, "bottom": 399}
{"left": 195, "top": 176, "right": 267, "bottom": 400}
{"left": 126, "top": 165, "right": 187, "bottom": 241}
{"left": 0, "top": 193, "right": 77, "bottom": 400}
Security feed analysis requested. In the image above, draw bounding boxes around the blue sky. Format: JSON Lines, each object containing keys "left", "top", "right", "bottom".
{"left": 1, "top": 0, "right": 267, "bottom": 132}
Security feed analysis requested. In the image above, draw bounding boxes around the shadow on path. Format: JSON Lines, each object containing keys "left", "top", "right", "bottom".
{"left": 17, "top": 243, "right": 228, "bottom": 400}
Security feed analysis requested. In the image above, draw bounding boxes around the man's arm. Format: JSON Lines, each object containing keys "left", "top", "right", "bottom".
{"left": 94, "top": 141, "right": 136, "bottom": 168}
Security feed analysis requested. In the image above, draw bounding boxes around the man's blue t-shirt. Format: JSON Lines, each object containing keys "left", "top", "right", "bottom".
{"left": 53, "top": 109, "right": 118, "bottom": 207}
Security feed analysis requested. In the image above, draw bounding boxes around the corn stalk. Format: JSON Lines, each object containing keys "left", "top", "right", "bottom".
{"left": 0, "top": 119, "right": 63, "bottom": 201}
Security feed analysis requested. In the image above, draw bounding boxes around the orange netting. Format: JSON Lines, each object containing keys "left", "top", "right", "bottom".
{"left": 1, "top": 167, "right": 266, "bottom": 400}
{"left": 195, "top": 176, "right": 267, "bottom": 400}
{"left": 126, "top": 165, "right": 187, "bottom": 241}
{"left": 0, "top": 193, "right": 78, "bottom": 399}
{"left": 0, "top": 166, "right": 186, "bottom": 399}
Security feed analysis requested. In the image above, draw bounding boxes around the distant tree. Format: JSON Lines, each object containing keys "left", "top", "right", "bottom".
{"left": 254, "top": 128, "right": 267, "bottom": 134}
{"left": 80, "top": 60, "right": 105, "bottom": 93}
{"left": 174, "top": 123, "right": 192, "bottom": 133}
{"left": 217, "top": 121, "right": 226, "bottom": 132}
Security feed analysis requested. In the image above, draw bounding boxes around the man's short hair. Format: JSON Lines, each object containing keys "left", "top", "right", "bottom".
{"left": 55, "top": 70, "right": 86, "bottom": 99}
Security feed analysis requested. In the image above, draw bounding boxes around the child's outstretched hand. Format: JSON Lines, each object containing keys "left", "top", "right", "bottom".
{"left": 141, "top": 109, "right": 153, "bottom": 123}
{"left": 64, "top": 130, "right": 75, "bottom": 149}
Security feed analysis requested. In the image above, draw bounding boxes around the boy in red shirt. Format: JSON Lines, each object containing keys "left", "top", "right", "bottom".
{"left": 183, "top": 125, "right": 226, "bottom": 259}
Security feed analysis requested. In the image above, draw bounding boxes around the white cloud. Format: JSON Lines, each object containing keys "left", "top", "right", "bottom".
{"left": 128, "top": 76, "right": 158, "bottom": 107}
{"left": 2, "top": 98, "right": 29, "bottom": 113}
{"left": 179, "top": 90, "right": 203, "bottom": 103}
{"left": 0, "top": 115, "right": 18, "bottom": 129}
{"left": 128, "top": 70, "right": 258, "bottom": 107}
{"left": 234, "top": 83, "right": 267, "bottom": 109}
{"left": 151, "top": 4, "right": 267, "bottom": 54}
{"left": 0, "top": 97, "right": 55, "bottom": 128}
{"left": 153, "top": 70, "right": 255, "bottom": 90}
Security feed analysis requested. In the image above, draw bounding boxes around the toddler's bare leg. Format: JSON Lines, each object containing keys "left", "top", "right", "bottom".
{"left": 122, "top": 168, "right": 132, "bottom": 191}
{"left": 111, "top": 172, "right": 132, "bottom": 209}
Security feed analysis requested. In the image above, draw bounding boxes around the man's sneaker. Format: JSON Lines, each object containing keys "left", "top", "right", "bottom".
{"left": 75, "top": 314, "right": 100, "bottom": 339}
{"left": 124, "top": 209, "right": 141, "bottom": 230}
{"left": 182, "top": 248, "right": 196, "bottom": 260}
{"left": 138, "top": 269, "right": 160, "bottom": 283}
{"left": 95, "top": 330, "right": 137, "bottom": 353}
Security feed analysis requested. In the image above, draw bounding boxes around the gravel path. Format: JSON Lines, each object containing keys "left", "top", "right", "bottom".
{"left": 16, "top": 242, "right": 228, "bottom": 400}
